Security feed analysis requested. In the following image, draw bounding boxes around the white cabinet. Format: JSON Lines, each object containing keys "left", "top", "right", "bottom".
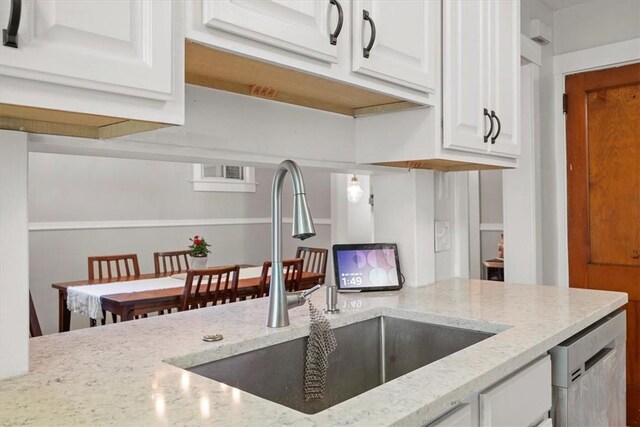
{"left": 443, "top": 0, "right": 520, "bottom": 158}
{"left": 351, "top": 0, "right": 437, "bottom": 92}
{"left": 442, "top": 0, "right": 489, "bottom": 154}
{"left": 428, "top": 404, "right": 477, "bottom": 427}
{"left": 0, "top": 0, "right": 183, "bottom": 135}
{"left": 479, "top": 356, "right": 552, "bottom": 427}
{"left": 487, "top": 0, "right": 520, "bottom": 157}
{"left": 186, "top": 0, "right": 437, "bottom": 111}
{"left": 0, "top": 0, "right": 172, "bottom": 99}
{"left": 202, "top": 0, "right": 339, "bottom": 63}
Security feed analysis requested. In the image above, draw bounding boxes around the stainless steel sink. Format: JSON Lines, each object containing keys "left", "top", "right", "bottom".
{"left": 188, "top": 316, "right": 494, "bottom": 414}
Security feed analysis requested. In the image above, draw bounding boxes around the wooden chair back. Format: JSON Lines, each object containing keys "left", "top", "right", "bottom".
{"left": 88, "top": 254, "right": 140, "bottom": 280}
{"left": 180, "top": 265, "right": 240, "bottom": 311}
{"left": 154, "top": 250, "right": 190, "bottom": 275}
{"left": 257, "top": 258, "right": 304, "bottom": 298}
{"left": 29, "top": 291, "right": 42, "bottom": 338}
{"left": 295, "top": 247, "right": 328, "bottom": 284}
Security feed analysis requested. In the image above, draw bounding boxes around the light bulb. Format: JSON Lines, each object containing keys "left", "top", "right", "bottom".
{"left": 347, "top": 175, "right": 364, "bottom": 203}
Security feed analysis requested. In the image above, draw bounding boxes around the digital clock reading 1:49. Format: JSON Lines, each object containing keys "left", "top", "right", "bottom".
{"left": 341, "top": 274, "right": 363, "bottom": 287}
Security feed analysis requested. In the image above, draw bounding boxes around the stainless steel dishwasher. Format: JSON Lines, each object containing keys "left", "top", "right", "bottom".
{"left": 550, "top": 309, "right": 626, "bottom": 427}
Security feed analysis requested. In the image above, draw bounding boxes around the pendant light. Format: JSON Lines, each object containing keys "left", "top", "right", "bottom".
{"left": 347, "top": 174, "right": 364, "bottom": 204}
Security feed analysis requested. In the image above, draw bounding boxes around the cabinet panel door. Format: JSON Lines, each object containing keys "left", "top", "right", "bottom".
{"left": 479, "top": 356, "right": 552, "bottom": 427}
{"left": 428, "top": 404, "right": 476, "bottom": 427}
{"left": 487, "top": 0, "right": 520, "bottom": 157}
{"left": 202, "top": 0, "right": 338, "bottom": 63}
{"left": 442, "top": 0, "right": 490, "bottom": 153}
{"left": 0, "top": 0, "right": 173, "bottom": 100}
{"left": 351, "top": 0, "right": 436, "bottom": 92}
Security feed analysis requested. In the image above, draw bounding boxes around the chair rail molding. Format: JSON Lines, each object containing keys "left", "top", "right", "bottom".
{"left": 550, "top": 37, "right": 640, "bottom": 288}
{"left": 29, "top": 217, "right": 332, "bottom": 232}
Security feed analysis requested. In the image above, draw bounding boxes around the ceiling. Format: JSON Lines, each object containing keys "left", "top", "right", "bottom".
{"left": 540, "top": 0, "right": 596, "bottom": 11}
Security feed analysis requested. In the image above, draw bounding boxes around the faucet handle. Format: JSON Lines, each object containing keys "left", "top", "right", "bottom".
{"left": 300, "top": 284, "right": 322, "bottom": 300}
{"left": 286, "top": 284, "right": 322, "bottom": 309}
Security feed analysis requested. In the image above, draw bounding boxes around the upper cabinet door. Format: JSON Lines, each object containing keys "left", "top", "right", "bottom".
{"left": 442, "top": 0, "right": 490, "bottom": 153}
{"left": 487, "top": 0, "right": 520, "bottom": 157}
{"left": 202, "top": 0, "right": 338, "bottom": 63}
{"left": 351, "top": 0, "right": 437, "bottom": 93}
{"left": 0, "top": 0, "right": 173, "bottom": 101}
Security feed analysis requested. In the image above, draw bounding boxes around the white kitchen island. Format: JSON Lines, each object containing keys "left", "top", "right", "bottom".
{"left": 0, "top": 279, "right": 626, "bottom": 426}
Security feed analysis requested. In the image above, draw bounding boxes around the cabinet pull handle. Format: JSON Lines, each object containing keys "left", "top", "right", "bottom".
{"left": 2, "top": 0, "right": 21, "bottom": 48}
{"left": 362, "top": 10, "right": 376, "bottom": 58}
{"left": 483, "top": 108, "right": 494, "bottom": 143}
{"left": 329, "top": 0, "right": 343, "bottom": 45}
{"left": 490, "top": 110, "right": 501, "bottom": 144}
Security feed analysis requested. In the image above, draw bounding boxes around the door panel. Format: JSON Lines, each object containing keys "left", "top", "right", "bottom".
{"left": 0, "top": 0, "right": 173, "bottom": 100}
{"left": 203, "top": 0, "right": 338, "bottom": 63}
{"left": 587, "top": 84, "right": 640, "bottom": 266}
{"left": 486, "top": 0, "right": 520, "bottom": 157}
{"left": 566, "top": 62, "right": 640, "bottom": 426}
{"left": 442, "top": 0, "right": 489, "bottom": 154}
{"left": 351, "top": 0, "right": 436, "bottom": 92}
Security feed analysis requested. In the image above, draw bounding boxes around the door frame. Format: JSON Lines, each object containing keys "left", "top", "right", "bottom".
{"left": 550, "top": 38, "right": 640, "bottom": 287}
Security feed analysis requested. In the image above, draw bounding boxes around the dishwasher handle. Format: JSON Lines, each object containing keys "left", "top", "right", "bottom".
{"left": 584, "top": 346, "right": 614, "bottom": 373}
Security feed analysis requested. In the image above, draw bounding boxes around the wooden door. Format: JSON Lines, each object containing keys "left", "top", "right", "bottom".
{"left": 351, "top": 0, "right": 437, "bottom": 92}
{"left": 486, "top": 0, "right": 520, "bottom": 158}
{"left": 442, "top": 0, "right": 490, "bottom": 154}
{"left": 0, "top": 0, "right": 173, "bottom": 101}
{"left": 566, "top": 62, "right": 640, "bottom": 426}
{"left": 202, "top": 0, "right": 338, "bottom": 63}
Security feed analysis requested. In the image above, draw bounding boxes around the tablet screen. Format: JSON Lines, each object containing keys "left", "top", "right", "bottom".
{"left": 333, "top": 244, "right": 402, "bottom": 291}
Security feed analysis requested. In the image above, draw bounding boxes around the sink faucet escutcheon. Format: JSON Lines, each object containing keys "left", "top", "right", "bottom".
{"left": 267, "top": 159, "right": 321, "bottom": 328}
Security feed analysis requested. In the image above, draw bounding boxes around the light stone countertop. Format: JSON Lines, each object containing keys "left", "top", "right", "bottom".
{"left": 0, "top": 279, "right": 627, "bottom": 426}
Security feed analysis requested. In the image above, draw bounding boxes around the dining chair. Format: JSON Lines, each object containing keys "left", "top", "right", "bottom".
{"left": 295, "top": 247, "right": 328, "bottom": 285}
{"left": 29, "top": 291, "right": 42, "bottom": 338}
{"left": 180, "top": 265, "right": 240, "bottom": 311}
{"left": 87, "top": 253, "right": 141, "bottom": 326}
{"left": 256, "top": 258, "right": 304, "bottom": 299}
{"left": 154, "top": 250, "right": 191, "bottom": 275}
{"left": 88, "top": 253, "right": 140, "bottom": 280}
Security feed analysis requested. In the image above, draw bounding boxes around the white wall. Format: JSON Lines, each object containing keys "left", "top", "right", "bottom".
{"left": 331, "top": 173, "right": 373, "bottom": 245}
{"left": 434, "top": 172, "right": 469, "bottom": 281}
{"left": 373, "top": 171, "right": 435, "bottom": 287}
{"left": 28, "top": 153, "right": 332, "bottom": 335}
{"left": 553, "top": 0, "right": 640, "bottom": 54}
{"left": 0, "top": 131, "right": 29, "bottom": 379}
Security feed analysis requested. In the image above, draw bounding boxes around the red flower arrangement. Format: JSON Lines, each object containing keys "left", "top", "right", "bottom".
{"left": 188, "top": 235, "right": 211, "bottom": 258}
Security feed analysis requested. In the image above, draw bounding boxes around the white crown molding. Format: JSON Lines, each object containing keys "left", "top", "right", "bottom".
{"left": 29, "top": 217, "right": 331, "bottom": 232}
{"left": 553, "top": 38, "right": 640, "bottom": 75}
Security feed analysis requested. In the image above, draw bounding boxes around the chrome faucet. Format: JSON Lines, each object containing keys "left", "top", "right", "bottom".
{"left": 267, "top": 160, "right": 320, "bottom": 328}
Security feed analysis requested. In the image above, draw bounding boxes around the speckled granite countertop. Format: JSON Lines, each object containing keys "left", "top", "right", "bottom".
{"left": 0, "top": 279, "right": 627, "bottom": 426}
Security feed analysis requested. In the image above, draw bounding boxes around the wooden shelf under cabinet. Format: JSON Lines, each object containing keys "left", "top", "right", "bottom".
{"left": 375, "top": 159, "right": 509, "bottom": 172}
{"left": 0, "top": 104, "right": 167, "bottom": 139}
{"left": 185, "top": 41, "right": 420, "bottom": 117}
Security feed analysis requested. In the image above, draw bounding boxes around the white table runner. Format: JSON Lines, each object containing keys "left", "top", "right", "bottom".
{"left": 67, "top": 277, "right": 185, "bottom": 320}
{"left": 169, "top": 266, "right": 263, "bottom": 281}
{"left": 66, "top": 267, "right": 265, "bottom": 320}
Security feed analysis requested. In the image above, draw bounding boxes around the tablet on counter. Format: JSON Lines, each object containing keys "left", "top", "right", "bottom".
{"left": 332, "top": 243, "right": 403, "bottom": 292}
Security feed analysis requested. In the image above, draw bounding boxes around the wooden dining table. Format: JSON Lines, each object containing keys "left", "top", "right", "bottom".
{"left": 52, "top": 271, "right": 324, "bottom": 333}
